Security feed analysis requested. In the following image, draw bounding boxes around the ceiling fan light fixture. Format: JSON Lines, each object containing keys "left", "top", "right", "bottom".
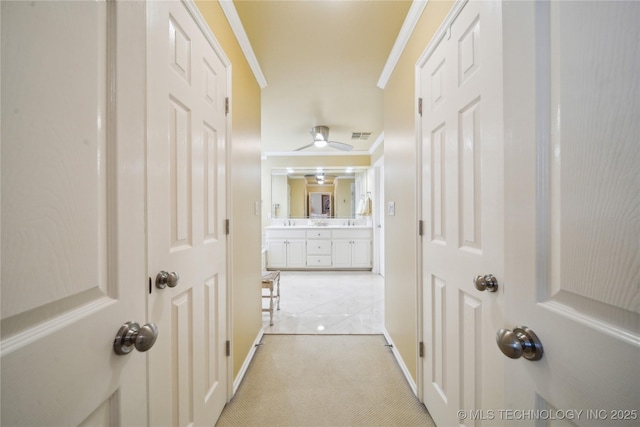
{"left": 294, "top": 126, "right": 353, "bottom": 152}
{"left": 311, "top": 126, "right": 329, "bottom": 141}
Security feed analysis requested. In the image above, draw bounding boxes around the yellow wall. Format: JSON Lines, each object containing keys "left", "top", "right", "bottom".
{"left": 195, "top": 1, "right": 263, "bottom": 380}
{"left": 383, "top": 0, "right": 454, "bottom": 381}
{"left": 335, "top": 178, "right": 355, "bottom": 218}
{"left": 288, "top": 178, "right": 306, "bottom": 217}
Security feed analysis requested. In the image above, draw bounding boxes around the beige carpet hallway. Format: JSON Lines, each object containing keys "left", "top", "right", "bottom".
{"left": 215, "top": 335, "right": 436, "bottom": 427}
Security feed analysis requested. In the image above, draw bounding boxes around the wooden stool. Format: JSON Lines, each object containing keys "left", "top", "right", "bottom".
{"left": 261, "top": 271, "right": 281, "bottom": 326}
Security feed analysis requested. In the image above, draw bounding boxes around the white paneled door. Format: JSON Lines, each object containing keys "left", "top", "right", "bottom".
{"left": 1, "top": 1, "right": 147, "bottom": 426}
{"left": 503, "top": 2, "right": 639, "bottom": 425}
{"left": 419, "top": 1, "right": 504, "bottom": 426}
{"left": 147, "top": 1, "right": 229, "bottom": 426}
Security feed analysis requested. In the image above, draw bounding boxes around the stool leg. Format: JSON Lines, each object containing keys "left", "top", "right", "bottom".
{"left": 269, "top": 284, "right": 274, "bottom": 326}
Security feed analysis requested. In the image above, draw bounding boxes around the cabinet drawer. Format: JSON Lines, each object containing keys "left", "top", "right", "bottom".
{"left": 307, "top": 229, "right": 331, "bottom": 239}
{"left": 307, "top": 240, "right": 331, "bottom": 255}
{"left": 307, "top": 255, "right": 332, "bottom": 267}
{"left": 266, "top": 229, "right": 306, "bottom": 239}
{"left": 332, "top": 228, "right": 371, "bottom": 239}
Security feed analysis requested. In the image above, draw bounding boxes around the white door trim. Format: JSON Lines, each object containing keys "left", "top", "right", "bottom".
{"left": 372, "top": 156, "right": 384, "bottom": 276}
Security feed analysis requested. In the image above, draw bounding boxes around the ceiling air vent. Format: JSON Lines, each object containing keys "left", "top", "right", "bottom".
{"left": 351, "top": 132, "right": 372, "bottom": 140}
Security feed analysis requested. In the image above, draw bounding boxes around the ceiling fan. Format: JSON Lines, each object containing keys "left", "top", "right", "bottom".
{"left": 294, "top": 126, "right": 353, "bottom": 152}
{"left": 303, "top": 172, "right": 337, "bottom": 185}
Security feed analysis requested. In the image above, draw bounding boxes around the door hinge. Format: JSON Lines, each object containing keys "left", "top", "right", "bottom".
{"left": 418, "top": 97, "right": 423, "bottom": 116}
{"left": 225, "top": 219, "right": 230, "bottom": 235}
{"left": 226, "top": 340, "right": 231, "bottom": 356}
{"left": 225, "top": 97, "right": 229, "bottom": 116}
{"left": 419, "top": 341, "right": 424, "bottom": 358}
{"left": 418, "top": 220, "right": 424, "bottom": 236}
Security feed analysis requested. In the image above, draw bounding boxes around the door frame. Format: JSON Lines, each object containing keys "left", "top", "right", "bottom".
{"left": 372, "top": 156, "right": 385, "bottom": 276}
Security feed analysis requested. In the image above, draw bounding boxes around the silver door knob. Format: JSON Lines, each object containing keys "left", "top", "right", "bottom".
{"left": 474, "top": 274, "right": 498, "bottom": 292}
{"left": 113, "top": 321, "right": 158, "bottom": 355}
{"left": 156, "top": 271, "right": 180, "bottom": 289}
{"left": 496, "top": 326, "right": 543, "bottom": 361}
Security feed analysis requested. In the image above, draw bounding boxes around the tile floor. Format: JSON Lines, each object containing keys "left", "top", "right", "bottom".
{"left": 262, "top": 271, "right": 384, "bottom": 334}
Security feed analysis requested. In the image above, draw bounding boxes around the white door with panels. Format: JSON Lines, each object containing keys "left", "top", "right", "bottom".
{"left": 1, "top": 1, "right": 148, "bottom": 425}
{"left": 147, "top": 1, "right": 229, "bottom": 426}
{"left": 502, "top": 2, "right": 639, "bottom": 425}
{"left": 419, "top": 1, "right": 504, "bottom": 426}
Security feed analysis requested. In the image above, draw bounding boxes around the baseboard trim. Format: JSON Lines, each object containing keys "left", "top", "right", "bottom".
{"left": 383, "top": 328, "right": 418, "bottom": 396}
{"left": 232, "top": 327, "right": 265, "bottom": 395}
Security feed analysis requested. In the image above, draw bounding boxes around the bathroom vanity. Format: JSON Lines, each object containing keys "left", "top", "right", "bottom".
{"left": 265, "top": 224, "right": 372, "bottom": 270}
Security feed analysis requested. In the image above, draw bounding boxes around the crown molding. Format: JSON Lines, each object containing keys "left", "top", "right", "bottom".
{"left": 377, "top": 0, "right": 428, "bottom": 89}
{"left": 368, "top": 132, "right": 384, "bottom": 155}
{"left": 263, "top": 150, "right": 372, "bottom": 158}
{"left": 219, "top": 0, "right": 268, "bottom": 88}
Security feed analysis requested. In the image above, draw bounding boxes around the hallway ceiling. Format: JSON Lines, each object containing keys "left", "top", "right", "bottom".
{"left": 233, "top": 1, "right": 412, "bottom": 155}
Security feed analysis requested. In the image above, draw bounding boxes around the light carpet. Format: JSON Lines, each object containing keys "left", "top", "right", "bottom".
{"left": 215, "top": 335, "right": 436, "bottom": 427}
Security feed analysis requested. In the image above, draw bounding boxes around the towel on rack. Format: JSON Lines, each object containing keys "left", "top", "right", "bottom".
{"left": 356, "top": 196, "right": 366, "bottom": 215}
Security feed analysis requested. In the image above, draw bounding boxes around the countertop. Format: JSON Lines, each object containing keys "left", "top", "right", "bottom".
{"left": 265, "top": 225, "right": 372, "bottom": 229}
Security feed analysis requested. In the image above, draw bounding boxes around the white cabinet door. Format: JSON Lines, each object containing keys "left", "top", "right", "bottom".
{"left": 503, "top": 2, "right": 639, "bottom": 423}
{"left": 147, "top": 1, "right": 229, "bottom": 425}
{"left": 333, "top": 238, "right": 371, "bottom": 268}
{"left": 267, "top": 239, "right": 306, "bottom": 268}
{"left": 286, "top": 240, "right": 307, "bottom": 268}
{"left": 351, "top": 240, "right": 372, "bottom": 268}
{"left": 267, "top": 240, "right": 288, "bottom": 268}
{"left": 419, "top": 1, "right": 504, "bottom": 426}
{"left": 332, "top": 240, "right": 353, "bottom": 268}
{"left": 1, "top": 2, "right": 147, "bottom": 425}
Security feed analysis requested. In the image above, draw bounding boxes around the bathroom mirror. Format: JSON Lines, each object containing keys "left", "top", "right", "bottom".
{"left": 270, "top": 167, "right": 368, "bottom": 219}
{"left": 309, "top": 192, "right": 332, "bottom": 217}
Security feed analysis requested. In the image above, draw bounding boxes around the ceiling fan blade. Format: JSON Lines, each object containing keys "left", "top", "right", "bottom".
{"left": 327, "top": 141, "right": 353, "bottom": 151}
{"left": 294, "top": 143, "right": 315, "bottom": 151}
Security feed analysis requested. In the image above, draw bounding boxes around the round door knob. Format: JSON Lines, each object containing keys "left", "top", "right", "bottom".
{"left": 113, "top": 321, "right": 158, "bottom": 355}
{"left": 156, "top": 271, "right": 180, "bottom": 289}
{"left": 474, "top": 274, "right": 498, "bottom": 292}
{"left": 496, "top": 326, "right": 543, "bottom": 361}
